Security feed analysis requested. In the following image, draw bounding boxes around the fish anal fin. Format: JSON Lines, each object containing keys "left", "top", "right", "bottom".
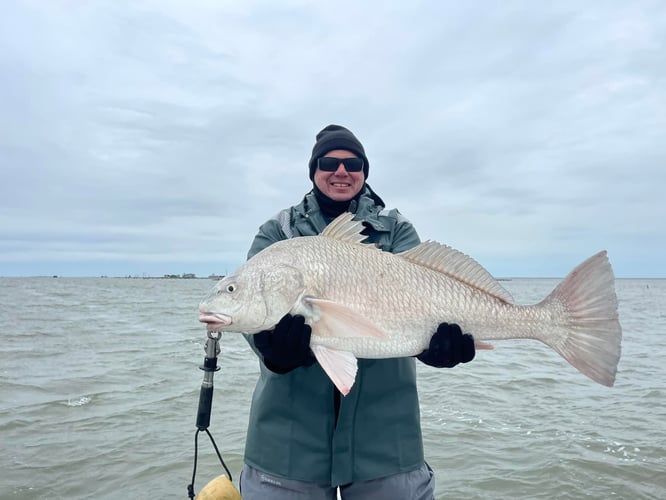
{"left": 306, "top": 297, "right": 386, "bottom": 339}
{"left": 398, "top": 242, "right": 514, "bottom": 304}
{"left": 311, "top": 345, "right": 357, "bottom": 396}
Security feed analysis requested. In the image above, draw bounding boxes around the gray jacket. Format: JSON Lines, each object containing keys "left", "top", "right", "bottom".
{"left": 243, "top": 186, "right": 424, "bottom": 486}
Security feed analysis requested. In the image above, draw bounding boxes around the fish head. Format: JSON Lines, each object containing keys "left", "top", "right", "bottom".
{"left": 198, "top": 262, "right": 305, "bottom": 334}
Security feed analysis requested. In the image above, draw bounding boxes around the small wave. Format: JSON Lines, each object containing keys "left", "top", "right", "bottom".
{"left": 65, "top": 396, "right": 91, "bottom": 407}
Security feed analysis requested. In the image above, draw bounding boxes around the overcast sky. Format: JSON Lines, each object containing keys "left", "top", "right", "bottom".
{"left": 1, "top": 0, "right": 664, "bottom": 279}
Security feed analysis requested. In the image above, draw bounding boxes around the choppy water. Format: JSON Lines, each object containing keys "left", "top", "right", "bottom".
{"left": 0, "top": 277, "right": 664, "bottom": 499}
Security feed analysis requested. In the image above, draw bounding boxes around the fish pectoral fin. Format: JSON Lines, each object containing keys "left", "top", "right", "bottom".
{"left": 306, "top": 298, "right": 385, "bottom": 339}
{"left": 311, "top": 345, "right": 357, "bottom": 396}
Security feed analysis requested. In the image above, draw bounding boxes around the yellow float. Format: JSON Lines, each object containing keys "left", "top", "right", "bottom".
{"left": 196, "top": 474, "right": 241, "bottom": 500}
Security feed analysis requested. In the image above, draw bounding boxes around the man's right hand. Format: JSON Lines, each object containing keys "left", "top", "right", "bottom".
{"left": 253, "top": 314, "right": 316, "bottom": 374}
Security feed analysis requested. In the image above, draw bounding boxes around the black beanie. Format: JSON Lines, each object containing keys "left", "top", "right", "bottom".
{"left": 308, "top": 124, "right": 370, "bottom": 180}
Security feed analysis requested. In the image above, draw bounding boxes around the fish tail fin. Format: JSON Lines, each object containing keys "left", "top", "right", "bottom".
{"left": 541, "top": 251, "right": 622, "bottom": 387}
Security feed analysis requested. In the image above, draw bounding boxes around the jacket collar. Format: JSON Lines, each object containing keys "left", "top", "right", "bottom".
{"left": 293, "top": 185, "right": 388, "bottom": 232}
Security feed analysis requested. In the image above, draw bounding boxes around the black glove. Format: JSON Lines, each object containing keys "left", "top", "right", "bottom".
{"left": 253, "top": 314, "right": 315, "bottom": 374}
{"left": 417, "top": 322, "right": 475, "bottom": 368}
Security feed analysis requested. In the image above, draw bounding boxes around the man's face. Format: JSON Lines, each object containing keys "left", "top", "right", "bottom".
{"left": 313, "top": 149, "right": 365, "bottom": 201}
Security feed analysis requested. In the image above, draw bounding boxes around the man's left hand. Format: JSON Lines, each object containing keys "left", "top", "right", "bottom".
{"left": 416, "top": 322, "right": 475, "bottom": 368}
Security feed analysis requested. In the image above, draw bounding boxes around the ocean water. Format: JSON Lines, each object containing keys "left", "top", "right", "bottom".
{"left": 0, "top": 277, "right": 664, "bottom": 499}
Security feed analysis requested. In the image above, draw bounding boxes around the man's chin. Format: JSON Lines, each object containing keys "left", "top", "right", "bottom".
{"left": 326, "top": 187, "right": 361, "bottom": 201}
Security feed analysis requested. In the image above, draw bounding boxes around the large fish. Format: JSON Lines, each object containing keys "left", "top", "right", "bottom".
{"left": 199, "top": 213, "right": 622, "bottom": 395}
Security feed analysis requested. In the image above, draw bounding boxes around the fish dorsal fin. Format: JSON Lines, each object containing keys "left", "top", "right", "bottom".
{"left": 399, "top": 241, "right": 515, "bottom": 303}
{"left": 321, "top": 212, "right": 371, "bottom": 245}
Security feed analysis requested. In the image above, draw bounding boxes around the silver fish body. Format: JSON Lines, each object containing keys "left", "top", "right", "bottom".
{"left": 199, "top": 213, "right": 622, "bottom": 395}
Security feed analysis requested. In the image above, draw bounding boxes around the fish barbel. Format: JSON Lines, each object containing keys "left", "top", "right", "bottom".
{"left": 199, "top": 213, "right": 622, "bottom": 395}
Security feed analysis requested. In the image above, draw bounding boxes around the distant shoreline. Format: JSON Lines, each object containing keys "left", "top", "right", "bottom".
{"left": 1, "top": 275, "right": 225, "bottom": 280}
{"left": 2, "top": 275, "right": 662, "bottom": 280}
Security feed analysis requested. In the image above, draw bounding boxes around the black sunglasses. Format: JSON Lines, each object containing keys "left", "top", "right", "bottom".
{"left": 317, "top": 157, "right": 364, "bottom": 173}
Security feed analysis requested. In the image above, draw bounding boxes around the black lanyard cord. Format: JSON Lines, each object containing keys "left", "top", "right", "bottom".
{"left": 187, "top": 332, "right": 232, "bottom": 499}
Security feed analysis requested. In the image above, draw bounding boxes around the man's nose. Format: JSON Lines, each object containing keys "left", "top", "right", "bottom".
{"left": 334, "top": 163, "right": 347, "bottom": 174}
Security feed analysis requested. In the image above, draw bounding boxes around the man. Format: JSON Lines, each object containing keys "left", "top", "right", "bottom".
{"left": 239, "top": 125, "right": 475, "bottom": 499}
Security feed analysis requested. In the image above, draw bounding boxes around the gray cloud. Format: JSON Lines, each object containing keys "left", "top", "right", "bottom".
{"left": 1, "top": 0, "right": 664, "bottom": 278}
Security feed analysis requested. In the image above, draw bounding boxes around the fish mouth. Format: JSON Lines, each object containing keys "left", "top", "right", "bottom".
{"left": 198, "top": 312, "right": 232, "bottom": 332}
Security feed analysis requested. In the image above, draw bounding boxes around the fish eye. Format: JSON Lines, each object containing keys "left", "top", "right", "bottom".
{"left": 216, "top": 282, "right": 237, "bottom": 295}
